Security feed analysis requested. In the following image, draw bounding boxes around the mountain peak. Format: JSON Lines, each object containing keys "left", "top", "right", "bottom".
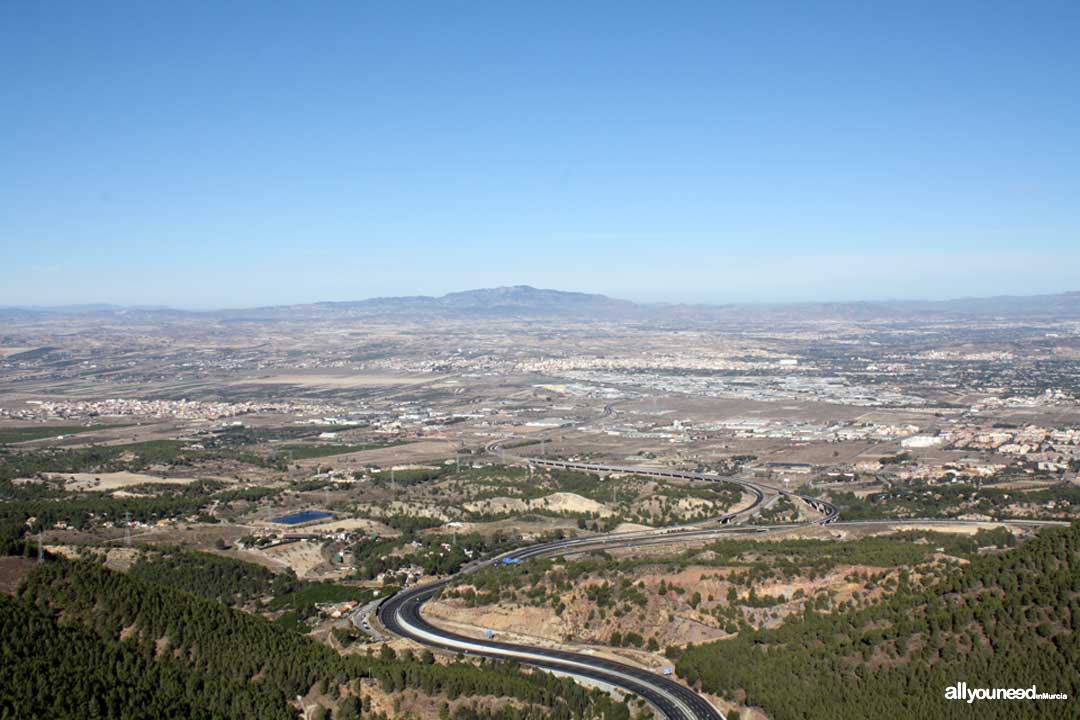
{"left": 436, "top": 285, "right": 636, "bottom": 315}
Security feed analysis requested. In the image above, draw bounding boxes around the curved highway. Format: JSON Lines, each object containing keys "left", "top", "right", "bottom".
{"left": 380, "top": 577, "right": 719, "bottom": 720}
{"left": 526, "top": 457, "right": 838, "bottom": 526}
{"left": 376, "top": 443, "right": 839, "bottom": 720}
{"left": 375, "top": 442, "right": 1056, "bottom": 719}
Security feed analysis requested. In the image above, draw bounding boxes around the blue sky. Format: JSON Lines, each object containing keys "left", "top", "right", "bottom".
{"left": 2, "top": 1, "right": 1077, "bottom": 308}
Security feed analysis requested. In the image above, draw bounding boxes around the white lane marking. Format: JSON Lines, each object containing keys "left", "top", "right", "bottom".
{"left": 396, "top": 605, "right": 706, "bottom": 720}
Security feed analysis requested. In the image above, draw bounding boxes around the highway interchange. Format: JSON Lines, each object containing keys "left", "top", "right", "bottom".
{"left": 373, "top": 448, "right": 1065, "bottom": 720}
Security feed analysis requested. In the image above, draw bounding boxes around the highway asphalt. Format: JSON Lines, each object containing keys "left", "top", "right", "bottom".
{"left": 379, "top": 578, "right": 722, "bottom": 720}
{"left": 373, "top": 449, "right": 833, "bottom": 720}
{"left": 372, "top": 447, "right": 1064, "bottom": 719}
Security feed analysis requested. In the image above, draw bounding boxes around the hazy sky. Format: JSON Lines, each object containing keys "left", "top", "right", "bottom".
{"left": 2, "top": 2, "right": 1077, "bottom": 308}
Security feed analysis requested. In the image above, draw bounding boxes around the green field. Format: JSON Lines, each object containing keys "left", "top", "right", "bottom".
{"left": 278, "top": 440, "right": 405, "bottom": 460}
{"left": 0, "top": 424, "right": 122, "bottom": 444}
{"left": 267, "top": 582, "right": 388, "bottom": 612}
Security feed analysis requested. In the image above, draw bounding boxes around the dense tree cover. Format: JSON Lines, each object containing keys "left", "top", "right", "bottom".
{"left": 125, "top": 547, "right": 381, "bottom": 628}
{"left": 371, "top": 466, "right": 448, "bottom": 486}
{"left": 0, "top": 440, "right": 275, "bottom": 483}
{"left": 0, "top": 518, "right": 43, "bottom": 559}
{"left": 376, "top": 514, "right": 445, "bottom": 532}
{"left": 214, "top": 485, "right": 280, "bottom": 503}
{"left": 129, "top": 549, "right": 300, "bottom": 605}
{"left": 268, "top": 581, "right": 388, "bottom": 628}
{"left": 353, "top": 530, "right": 520, "bottom": 582}
{"left": 120, "top": 478, "right": 229, "bottom": 497}
{"left": 674, "top": 523, "right": 1080, "bottom": 719}
{"left": 0, "top": 593, "right": 295, "bottom": 719}
{"left": 1020, "top": 483, "right": 1080, "bottom": 507}
{"left": 20, "top": 560, "right": 343, "bottom": 702}
{"left": 450, "top": 529, "right": 1018, "bottom": 612}
{"left": 0, "top": 455, "right": 278, "bottom": 531}
{"left": 0, "top": 492, "right": 210, "bottom": 531}
{"left": 690, "top": 529, "right": 1016, "bottom": 574}
{"left": 830, "top": 482, "right": 1080, "bottom": 521}
{"left": 9, "top": 557, "right": 627, "bottom": 720}
{"left": 371, "top": 656, "right": 628, "bottom": 720}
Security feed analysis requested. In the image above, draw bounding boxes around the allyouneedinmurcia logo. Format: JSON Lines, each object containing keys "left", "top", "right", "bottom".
{"left": 945, "top": 682, "right": 1069, "bottom": 704}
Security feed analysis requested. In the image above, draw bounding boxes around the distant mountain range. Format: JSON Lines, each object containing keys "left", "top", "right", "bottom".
{"left": 272, "top": 285, "right": 640, "bottom": 319}
{"left": 4, "top": 286, "right": 1080, "bottom": 323}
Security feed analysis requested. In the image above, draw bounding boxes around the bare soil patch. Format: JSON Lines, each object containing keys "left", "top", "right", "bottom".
{"left": 0, "top": 557, "right": 37, "bottom": 595}
{"left": 45, "top": 471, "right": 200, "bottom": 492}
{"left": 464, "top": 491, "right": 611, "bottom": 516}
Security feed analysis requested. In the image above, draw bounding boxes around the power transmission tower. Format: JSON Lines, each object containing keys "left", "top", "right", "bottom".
{"left": 124, "top": 511, "right": 132, "bottom": 547}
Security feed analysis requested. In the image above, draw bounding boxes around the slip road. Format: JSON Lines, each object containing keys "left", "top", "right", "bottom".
{"left": 376, "top": 454, "right": 837, "bottom": 720}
